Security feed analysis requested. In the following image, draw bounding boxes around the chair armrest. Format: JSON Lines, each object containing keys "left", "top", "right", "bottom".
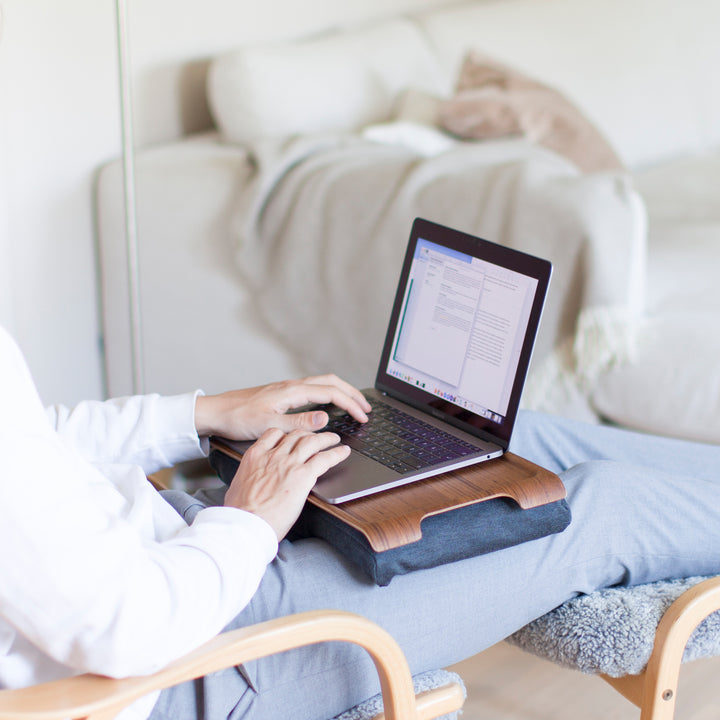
{"left": 602, "top": 576, "right": 720, "bottom": 717}
{"left": 0, "top": 609, "right": 463, "bottom": 720}
{"left": 642, "top": 576, "right": 720, "bottom": 717}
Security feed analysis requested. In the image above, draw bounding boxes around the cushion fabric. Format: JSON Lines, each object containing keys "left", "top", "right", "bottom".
{"left": 331, "top": 669, "right": 465, "bottom": 720}
{"left": 508, "top": 576, "right": 720, "bottom": 677}
{"left": 438, "top": 52, "right": 623, "bottom": 173}
{"left": 586, "top": 150, "right": 720, "bottom": 443}
{"left": 208, "top": 450, "right": 571, "bottom": 586}
{"left": 208, "top": 19, "right": 446, "bottom": 144}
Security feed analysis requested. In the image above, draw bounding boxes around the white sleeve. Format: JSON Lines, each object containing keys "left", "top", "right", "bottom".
{"left": 45, "top": 392, "right": 207, "bottom": 475}
{"left": 0, "top": 328, "right": 278, "bottom": 678}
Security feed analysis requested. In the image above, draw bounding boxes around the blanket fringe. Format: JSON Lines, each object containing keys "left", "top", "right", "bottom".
{"left": 522, "top": 305, "right": 639, "bottom": 419}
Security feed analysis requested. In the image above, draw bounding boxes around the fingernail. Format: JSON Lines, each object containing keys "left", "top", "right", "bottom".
{"left": 312, "top": 411, "right": 327, "bottom": 427}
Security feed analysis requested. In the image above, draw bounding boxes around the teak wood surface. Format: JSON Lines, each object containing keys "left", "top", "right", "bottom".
{"left": 210, "top": 440, "right": 565, "bottom": 553}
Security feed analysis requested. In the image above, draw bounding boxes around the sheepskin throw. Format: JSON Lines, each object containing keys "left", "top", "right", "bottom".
{"left": 332, "top": 669, "right": 465, "bottom": 720}
{"left": 508, "top": 576, "right": 720, "bottom": 677}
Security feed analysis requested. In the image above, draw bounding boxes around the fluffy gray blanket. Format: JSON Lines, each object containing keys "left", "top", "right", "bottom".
{"left": 508, "top": 576, "right": 720, "bottom": 677}
{"left": 332, "top": 669, "right": 464, "bottom": 720}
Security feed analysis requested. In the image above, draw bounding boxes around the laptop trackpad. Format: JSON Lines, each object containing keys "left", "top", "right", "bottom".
{"left": 312, "top": 451, "right": 396, "bottom": 504}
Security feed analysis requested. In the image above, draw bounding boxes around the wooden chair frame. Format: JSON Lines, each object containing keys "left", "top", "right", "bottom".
{"left": 601, "top": 576, "right": 720, "bottom": 720}
{"left": 0, "top": 609, "right": 464, "bottom": 720}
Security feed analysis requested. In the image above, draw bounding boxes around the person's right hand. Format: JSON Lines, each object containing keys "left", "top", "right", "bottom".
{"left": 223, "top": 427, "right": 350, "bottom": 540}
{"left": 194, "top": 374, "right": 371, "bottom": 442}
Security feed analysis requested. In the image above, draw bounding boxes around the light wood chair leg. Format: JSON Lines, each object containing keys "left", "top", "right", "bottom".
{"left": 602, "top": 576, "right": 720, "bottom": 720}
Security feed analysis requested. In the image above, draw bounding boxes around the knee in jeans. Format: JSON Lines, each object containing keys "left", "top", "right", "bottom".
{"left": 562, "top": 460, "right": 660, "bottom": 511}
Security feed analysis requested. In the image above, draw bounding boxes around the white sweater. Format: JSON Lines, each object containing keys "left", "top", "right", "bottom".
{"left": 0, "top": 327, "right": 277, "bottom": 719}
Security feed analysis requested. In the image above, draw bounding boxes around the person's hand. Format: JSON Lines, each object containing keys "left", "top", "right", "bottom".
{"left": 194, "top": 374, "right": 371, "bottom": 440}
{"left": 223, "top": 427, "right": 350, "bottom": 540}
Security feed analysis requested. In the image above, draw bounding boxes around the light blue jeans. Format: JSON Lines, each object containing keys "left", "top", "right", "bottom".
{"left": 150, "top": 411, "right": 720, "bottom": 720}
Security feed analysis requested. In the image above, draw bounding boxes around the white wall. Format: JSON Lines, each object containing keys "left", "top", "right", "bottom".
{"left": 0, "top": 1, "right": 119, "bottom": 405}
{"left": 0, "top": 0, "right": 459, "bottom": 406}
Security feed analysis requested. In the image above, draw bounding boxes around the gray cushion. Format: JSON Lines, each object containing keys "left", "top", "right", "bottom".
{"left": 508, "top": 576, "right": 720, "bottom": 677}
{"left": 331, "top": 669, "right": 465, "bottom": 720}
{"left": 207, "top": 450, "right": 571, "bottom": 586}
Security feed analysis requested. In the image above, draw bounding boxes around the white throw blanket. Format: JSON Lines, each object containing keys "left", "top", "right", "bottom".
{"left": 230, "top": 127, "right": 646, "bottom": 404}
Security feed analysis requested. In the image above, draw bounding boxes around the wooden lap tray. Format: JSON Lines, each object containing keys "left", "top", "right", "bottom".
{"left": 211, "top": 439, "right": 565, "bottom": 554}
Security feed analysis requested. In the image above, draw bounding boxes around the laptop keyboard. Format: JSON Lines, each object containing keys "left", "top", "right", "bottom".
{"left": 321, "top": 400, "right": 479, "bottom": 474}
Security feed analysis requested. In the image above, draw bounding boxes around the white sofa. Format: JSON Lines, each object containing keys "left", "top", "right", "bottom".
{"left": 97, "top": 0, "right": 720, "bottom": 444}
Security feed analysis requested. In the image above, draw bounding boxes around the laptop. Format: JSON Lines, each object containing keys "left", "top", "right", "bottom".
{"left": 221, "top": 218, "right": 551, "bottom": 504}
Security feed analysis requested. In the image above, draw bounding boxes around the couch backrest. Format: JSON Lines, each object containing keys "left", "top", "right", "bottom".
{"left": 208, "top": 0, "right": 720, "bottom": 168}
{"left": 127, "top": 0, "right": 461, "bottom": 147}
{"left": 419, "top": 0, "right": 720, "bottom": 168}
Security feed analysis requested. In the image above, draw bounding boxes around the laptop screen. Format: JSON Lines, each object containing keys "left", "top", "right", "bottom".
{"left": 376, "top": 218, "right": 551, "bottom": 449}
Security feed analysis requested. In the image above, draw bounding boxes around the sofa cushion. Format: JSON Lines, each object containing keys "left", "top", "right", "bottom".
{"left": 437, "top": 52, "right": 623, "bottom": 173}
{"left": 591, "top": 316, "right": 720, "bottom": 443}
{"left": 588, "top": 151, "right": 720, "bottom": 442}
{"left": 208, "top": 19, "right": 447, "bottom": 144}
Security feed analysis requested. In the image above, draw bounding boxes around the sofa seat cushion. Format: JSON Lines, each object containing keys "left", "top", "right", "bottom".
{"left": 588, "top": 150, "right": 720, "bottom": 442}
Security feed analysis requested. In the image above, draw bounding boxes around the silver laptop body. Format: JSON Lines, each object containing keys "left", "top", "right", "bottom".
{"left": 221, "top": 218, "right": 551, "bottom": 504}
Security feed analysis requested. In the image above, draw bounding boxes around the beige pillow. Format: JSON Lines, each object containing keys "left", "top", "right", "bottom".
{"left": 438, "top": 52, "right": 623, "bottom": 173}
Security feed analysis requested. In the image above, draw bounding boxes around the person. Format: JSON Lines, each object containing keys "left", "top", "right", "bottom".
{"left": 2, "top": 323, "right": 720, "bottom": 720}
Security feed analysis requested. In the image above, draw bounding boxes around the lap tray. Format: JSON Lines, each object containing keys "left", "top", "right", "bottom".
{"left": 209, "top": 440, "right": 570, "bottom": 585}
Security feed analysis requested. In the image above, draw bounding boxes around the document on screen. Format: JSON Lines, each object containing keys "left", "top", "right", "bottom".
{"left": 392, "top": 242, "right": 537, "bottom": 418}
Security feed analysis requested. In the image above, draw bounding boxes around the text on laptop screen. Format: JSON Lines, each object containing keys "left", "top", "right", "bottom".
{"left": 385, "top": 238, "right": 538, "bottom": 424}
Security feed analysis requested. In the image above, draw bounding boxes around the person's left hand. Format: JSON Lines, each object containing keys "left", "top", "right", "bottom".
{"left": 223, "top": 427, "right": 350, "bottom": 540}
{"left": 194, "top": 374, "right": 371, "bottom": 441}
